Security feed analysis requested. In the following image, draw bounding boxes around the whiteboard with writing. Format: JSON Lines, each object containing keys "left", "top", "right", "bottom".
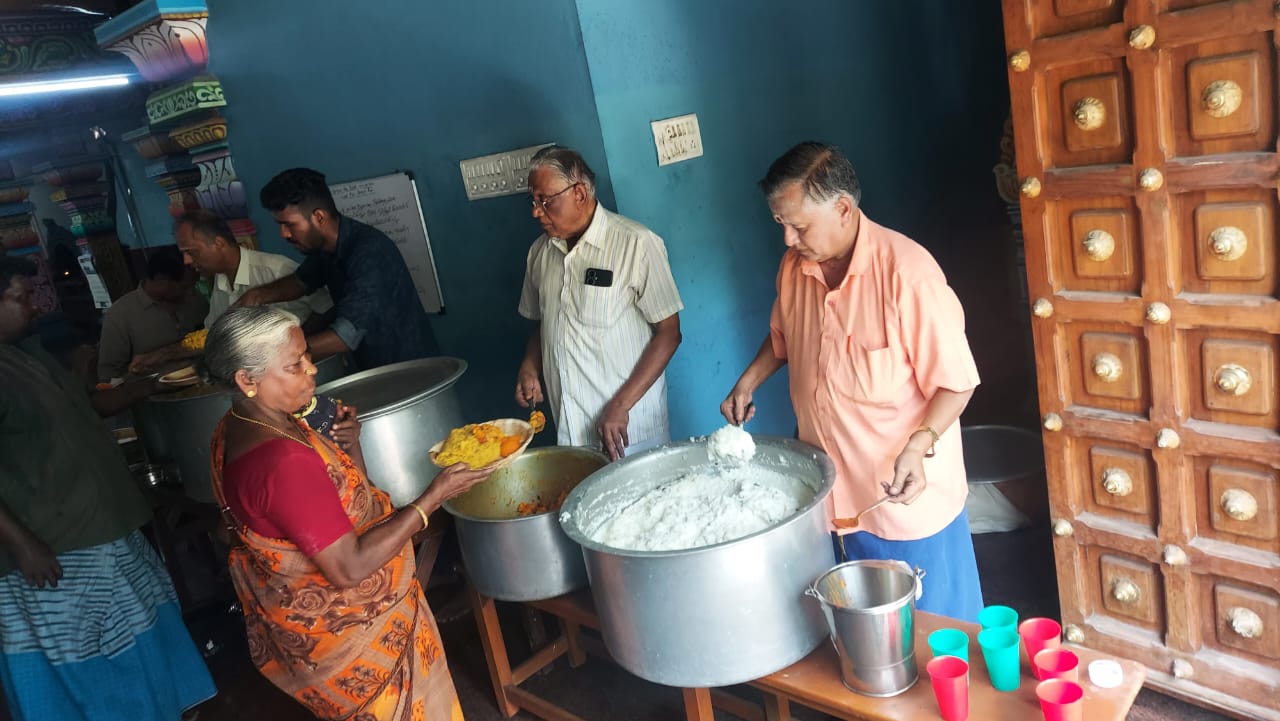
{"left": 329, "top": 172, "right": 444, "bottom": 313}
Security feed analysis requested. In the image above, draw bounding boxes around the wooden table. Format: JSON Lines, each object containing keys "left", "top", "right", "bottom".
{"left": 469, "top": 586, "right": 1146, "bottom": 721}
{"left": 683, "top": 612, "right": 1146, "bottom": 721}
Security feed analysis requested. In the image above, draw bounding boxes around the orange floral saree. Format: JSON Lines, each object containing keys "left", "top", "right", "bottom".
{"left": 211, "top": 418, "right": 463, "bottom": 721}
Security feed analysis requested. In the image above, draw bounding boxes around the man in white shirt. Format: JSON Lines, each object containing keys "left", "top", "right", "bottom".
{"left": 515, "top": 146, "right": 684, "bottom": 460}
{"left": 128, "top": 209, "right": 332, "bottom": 374}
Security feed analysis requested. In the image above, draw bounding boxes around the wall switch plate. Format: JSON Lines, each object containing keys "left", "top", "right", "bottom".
{"left": 651, "top": 113, "right": 703, "bottom": 166}
{"left": 459, "top": 143, "right": 553, "bottom": 200}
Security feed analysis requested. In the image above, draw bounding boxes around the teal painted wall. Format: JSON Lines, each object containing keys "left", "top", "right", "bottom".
{"left": 201, "top": 0, "right": 1016, "bottom": 442}
{"left": 205, "top": 0, "right": 613, "bottom": 422}
{"left": 575, "top": 0, "right": 1016, "bottom": 438}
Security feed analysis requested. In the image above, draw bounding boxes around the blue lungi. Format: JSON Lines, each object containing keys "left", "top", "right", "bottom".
{"left": 0, "top": 531, "right": 217, "bottom": 721}
{"left": 833, "top": 508, "right": 985, "bottom": 622}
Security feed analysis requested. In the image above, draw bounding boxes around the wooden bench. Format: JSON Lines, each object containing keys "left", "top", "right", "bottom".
{"left": 469, "top": 586, "right": 1146, "bottom": 721}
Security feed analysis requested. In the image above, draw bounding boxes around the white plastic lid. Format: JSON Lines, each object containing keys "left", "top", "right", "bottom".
{"left": 1088, "top": 659, "right": 1123, "bottom": 688}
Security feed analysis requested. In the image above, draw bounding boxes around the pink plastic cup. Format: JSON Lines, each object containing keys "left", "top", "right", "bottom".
{"left": 927, "top": 655, "right": 970, "bottom": 721}
{"left": 1033, "top": 648, "right": 1079, "bottom": 682}
{"left": 1019, "top": 617, "right": 1062, "bottom": 678}
{"left": 1036, "top": 678, "right": 1084, "bottom": 721}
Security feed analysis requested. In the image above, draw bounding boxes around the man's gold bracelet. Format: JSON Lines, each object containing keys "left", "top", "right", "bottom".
{"left": 914, "top": 425, "right": 939, "bottom": 458}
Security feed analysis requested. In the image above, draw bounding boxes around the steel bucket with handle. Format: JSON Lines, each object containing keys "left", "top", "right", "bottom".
{"left": 806, "top": 559, "right": 925, "bottom": 697}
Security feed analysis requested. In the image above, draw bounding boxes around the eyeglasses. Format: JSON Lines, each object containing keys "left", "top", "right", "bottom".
{"left": 530, "top": 182, "right": 579, "bottom": 212}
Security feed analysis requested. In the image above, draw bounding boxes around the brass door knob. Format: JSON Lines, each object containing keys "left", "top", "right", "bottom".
{"left": 1021, "top": 176, "right": 1042, "bottom": 198}
{"left": 1163, "top": 545, "right": 1188, "bottom": 566}
{"left": 1052, "top": 519, "right": 1074, "bottom": 537}
{"left": 1139, "top": 168, "right": 1164, "bottom": 191}
{"left": 1111, "top": 577, "right": 1140, "bottom": 604}
{"left": 1082, "top": 229, "right": 1115, "bottom": 261}
{"left": 1172, "top": 659, "right": 1194, "bottom": 680}
{"left": 1010, "top": 50, "right": 1031, "bottom": 72}
{"left": 1129, "top": 25, "right": 1155, "bottom": 49}
{"left": 1073, "top": 97, "right": 1106, "bottom": 131}
{"left": 1102, "top": 467, "right": 1133, "bottom": 496}
{"left": 1157, "top": 429, "right": 1181, "bottom": 449}
{"left": 1092, "top": 352, "right": 1123, "bottom": 383}
{"left": 1209, "top": 226, "right": 1247, "bottom": 261}
{"left": 1064, "top": 624, "right": 1085, "bottom": 643}
{"left": 1146, "top": 302, "right": 1171, "bottom": 324}
{"left": 1221, "top": 488, "right": 1259, "bottom": 522}
{"left": 1043, "top": 413, "right": 1063, "bottom": 432}
{"left": 1033, "top": 298, "right": 1054, "bottom": 318}
{"left": 1227, "top": 606, "right": 1263, "bottom": 639}
{"left": 1202, "top": 80, "right": 1243, "bottom": 118}
{"left": 1214, "top": 364, "right": 1252, "bottom": 396}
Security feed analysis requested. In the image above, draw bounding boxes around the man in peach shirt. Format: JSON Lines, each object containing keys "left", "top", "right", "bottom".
{"left": 722, "top": 142, "right": 983, "bottom": 621}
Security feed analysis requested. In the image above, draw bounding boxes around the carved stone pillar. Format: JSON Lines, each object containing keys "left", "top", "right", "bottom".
{"left": 0, "top": 185, "right": 39, "bottom": 254}
{"left": 34, "top": 158, "right": 132, "bottom": 302}
{"left": 93, "top": 0, "right": 209, "bottom": 83}
{"left": 95, "top": 1, "right": 257, "bottom": 248}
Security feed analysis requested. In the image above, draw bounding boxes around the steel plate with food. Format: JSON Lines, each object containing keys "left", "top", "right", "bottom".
{"left": 429, "top": 418, "right": 534, "bottom": 471}
{"left": 158, "top": 365, "right": 200, "bottom": 388}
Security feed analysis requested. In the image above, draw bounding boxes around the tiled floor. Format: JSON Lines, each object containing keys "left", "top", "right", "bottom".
{"left": 0, "top": 524, "right": 1240, "bottom": 721}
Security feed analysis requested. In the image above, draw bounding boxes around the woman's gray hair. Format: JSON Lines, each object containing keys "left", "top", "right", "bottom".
{"left": 759, "top": 141, "right": 862, "bottom": 206}
{"left": 528, "top": 145, "right": 597, "bottom": 198}
{"left": 204, "top": 306, "right": 300, "bottom": 392}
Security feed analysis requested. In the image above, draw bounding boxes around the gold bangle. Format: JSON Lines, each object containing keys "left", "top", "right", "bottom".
{"left": 408, "top": 502, "right": 430, "bottom": 530}
{"left": 914, "top": 426, "right": 939, "bottom": 458}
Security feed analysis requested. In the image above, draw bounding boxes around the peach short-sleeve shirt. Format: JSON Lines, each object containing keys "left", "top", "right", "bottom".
{"left": 770, "top": 211, "right": 980, "bottom": 541}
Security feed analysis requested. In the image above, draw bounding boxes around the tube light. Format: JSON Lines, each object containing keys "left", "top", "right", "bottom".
{"left": 0, "top": 73, "right": 131, "bottom": 98}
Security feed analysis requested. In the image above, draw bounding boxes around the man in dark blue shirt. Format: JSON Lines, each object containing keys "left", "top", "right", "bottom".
{"left": 237, "top": 168, "right": 438, "bottom": 369}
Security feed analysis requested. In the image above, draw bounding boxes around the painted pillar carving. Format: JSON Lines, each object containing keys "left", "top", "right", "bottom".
{"left": 95, "top": 1, "right": 257, "bottom": 248}
{"left": 0, "top": 182, "right": 59, "bottom": 313}
{"left": 32, "top": 158, "right": 132, "bottom": 302}
{"left": 1, "top": 12, "right": 134, "bottom": 309}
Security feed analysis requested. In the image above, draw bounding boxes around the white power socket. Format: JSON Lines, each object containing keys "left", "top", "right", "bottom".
{"left": 651, "top": 113, "right": 703, "bottom": 166}
{"left": 459, "top": 143, "right": 553, "bottom": 200}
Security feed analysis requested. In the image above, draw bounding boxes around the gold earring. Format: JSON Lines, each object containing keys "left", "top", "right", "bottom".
{"left": 246, "top": 390, "right": 257, "bottom": 398}
{"left": 304, "top": 368, "right": 317, "bottom": 377}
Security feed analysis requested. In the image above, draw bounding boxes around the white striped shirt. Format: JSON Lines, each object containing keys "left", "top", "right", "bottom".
{"left": 519, "top": 204, "right": 684, "bottom": 448}
{"left": 206, "top": 247, "right": 333, "bottom": 327}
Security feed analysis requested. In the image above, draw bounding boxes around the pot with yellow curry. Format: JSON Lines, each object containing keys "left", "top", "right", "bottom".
{"left": 443, "top": 445, "right": 607, "bottom": 601}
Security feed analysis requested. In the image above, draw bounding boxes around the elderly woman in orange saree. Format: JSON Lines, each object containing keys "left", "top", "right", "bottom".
{"left": 205, "top": 306, "right": 492, "bottom": 720}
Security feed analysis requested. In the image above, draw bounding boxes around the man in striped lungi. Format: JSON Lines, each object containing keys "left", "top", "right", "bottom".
{"left": 0, "top": 257, "right": 217, "bottom": 720}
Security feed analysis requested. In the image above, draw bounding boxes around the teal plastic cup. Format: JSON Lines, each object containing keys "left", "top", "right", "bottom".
{"left": 978, "top": 605, "right": 1019, "bottom": 633}
{"left": 928, "top": 628, "right": 970, "bottom": 662}
{"left": 977, "top": 627, "right": 1021, "bottom": 692}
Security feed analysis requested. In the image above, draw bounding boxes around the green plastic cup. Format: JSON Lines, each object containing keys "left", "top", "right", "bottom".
{"left": 928, "top": 628, "right": 970, "bottom": 662}
{"left": 978, "top": 627, "right": 1021, "bottom": 692}
{"left": 978, "top": 604, "right": 1019, "bottom": 633}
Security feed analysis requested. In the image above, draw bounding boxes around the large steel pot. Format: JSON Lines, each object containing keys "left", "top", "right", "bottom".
{"left": 312, "top": 352, "right": 351, "bottom": 387}
{"left": 132, "top": 354, "right": 352, "bottom": 504}
{"left": 444, "top": 446, "right": 607, "bottom": 602}
{"left": 559, "top": 436, "right": 835, "bottom": 687}
{"left": 134, "top": 385, "right": 230, "bottom": 503}
{"left": 317, "top": 357, "right": 466, "bottom": 507}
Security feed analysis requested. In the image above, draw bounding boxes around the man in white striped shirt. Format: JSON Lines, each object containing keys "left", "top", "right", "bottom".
{"left": 516, "top": 146, "right": 684, "bottom": 460}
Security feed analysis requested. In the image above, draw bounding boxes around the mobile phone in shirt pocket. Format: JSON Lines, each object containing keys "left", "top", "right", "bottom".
{"left": 836, "top": 339, "right": 912, "bottom": 406}
{"left": 574, "top": 282, "right": 619, "bottom": 327}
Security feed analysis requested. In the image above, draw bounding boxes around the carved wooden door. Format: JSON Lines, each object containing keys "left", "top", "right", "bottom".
{"left": 1001, "top": 2, "right": 1280, "bottom": 719}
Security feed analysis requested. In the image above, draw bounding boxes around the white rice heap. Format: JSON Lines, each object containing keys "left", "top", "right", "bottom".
{"left": 587, "top": 465, "right": 804, "bottom": 552}
{"left": 706, "top": 423, "right": 756, "bottom": 465}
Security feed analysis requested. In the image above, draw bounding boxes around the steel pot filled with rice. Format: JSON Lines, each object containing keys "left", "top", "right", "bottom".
{"left": 558, "top": 431, "right": 836, "bottom": 687}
